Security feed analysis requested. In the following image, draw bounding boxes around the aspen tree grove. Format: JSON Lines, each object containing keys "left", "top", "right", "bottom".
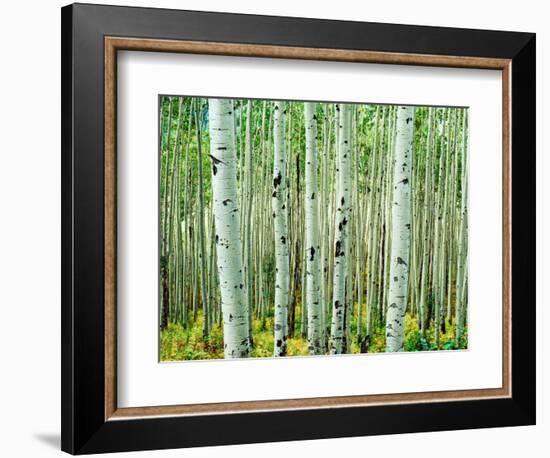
{"left": 159, "top": 96, "right": 469, "bottom": 360}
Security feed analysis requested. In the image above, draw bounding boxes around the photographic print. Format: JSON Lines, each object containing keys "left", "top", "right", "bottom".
{"left": 159, "top": 96, "right": 468, "bottom": 361}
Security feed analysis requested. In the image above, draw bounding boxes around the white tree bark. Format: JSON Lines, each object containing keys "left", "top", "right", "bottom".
{"left": 385, "top": 105, "right": 414, "bottom": 352}
{"left": 272, "top": 101, "right": 290, "bottom": 356}
{"left": 456, "top": 109, "right": 468, "bottom": 343}
{"left": 330, "top": 103, "right": 352, "bottom": 354}
{"left": 418, "top": 108, "right": 434, "bottom": 334}
{"left": 304, "top": 102, "right": 323, "bottom": 354}
{"left": 208, "top": 98, "right": 250, "bottom": 358}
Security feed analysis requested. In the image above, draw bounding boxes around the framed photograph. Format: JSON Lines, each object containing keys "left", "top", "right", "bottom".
{"left": 61, "top": 3, "right": 536, "bottom": 454}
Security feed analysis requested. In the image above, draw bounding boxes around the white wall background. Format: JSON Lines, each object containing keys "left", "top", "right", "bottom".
{"left": 0, "top": 1, "right": 544, "bottom": 456}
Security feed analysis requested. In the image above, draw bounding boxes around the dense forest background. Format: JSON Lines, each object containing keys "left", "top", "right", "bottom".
{"left": 159, "top": 96, "right": 468, "bottom": 360}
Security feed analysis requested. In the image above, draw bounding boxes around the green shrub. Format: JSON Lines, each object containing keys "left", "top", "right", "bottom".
{"left": 404, "top": 329, "right": 430, "bottom": 352}
{"left": 443, "top": 339, "right": 459, "bottom": 350}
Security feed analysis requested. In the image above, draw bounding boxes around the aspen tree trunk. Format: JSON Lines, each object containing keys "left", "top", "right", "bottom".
{"left": 173, "top": 106, "right": 185, "bottom": 324}
{"left": 330, "top": 103, "right": 352, "bottom": 354}
{"left": 272, "top": 101, "right": 290, "bottom": 356}
{"left": 286, "top": 106, "right": 299, "bottom": 337}
{"left": 301, "top": 247, "right": 308, "bottom": 338}
{"left": 439, "top": 110, "right": 457, "bottom": 335}
{"left": 380, "top": 108, "right": 396, "bottom": 330}
{"left": 304, "top": 102, "right": 323, "bottom": 354}
{"left": 208, "top": 98, "right": 250, "bottom": 359}
{"left": 433, "top": 109, "right": 451, "bottom": 347}
{"left": 385, "top": 106, "right": 414, "bottom": 352}
{"left": 364, "top": 107, "right": 380, "bottom": 340}
{"left": 168, "top": 101, "right": 186, "bottom": 322}
{"left": 368, "top": 107, "right": 386, "bottom": 332}
{"left": 456, "top": 110, "right": 468, "bottom": 343}
{"left": 160, "top": 98, "right": 174, "bottom": 329}
{"left": 180, "top": 99, "right": 195, "bottom": 328}
{"left": 207, "top": 211, "right": 218, "bottom": 323}
{"left": 447, "top": 114, "right": 460, "bottom": 324}
{"left": 194, "top": 104, "right": 210, "bottom": 337}
{"left": 377, "top": 110, "right": 393, "bottom": 327}
{"left": 161, "top": 98, "right": 173, "bottom": 256}
{"left": 320, "top": 104, "right": 333, "bottom": 348}
{"left": 168, "top": 99, "right": 187, "bottom": 324}
{"left": 418, "top": 108, "right": 434, "bottom": 334}
{"left": 243, "top": 100, "right": 254, "bottom": 343}
{"left": 354, "top": 113, "right": 364, "bottom": 342}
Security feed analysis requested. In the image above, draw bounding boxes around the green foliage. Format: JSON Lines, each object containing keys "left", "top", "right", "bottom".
{"left": 402, "top": 314, "right": 428, "bottom": 351}
{"left": 250, "top": 317, "right": 274, "bottom": 358}
{"left": 442, "top": 339, "right": 459, "bottom": 350}
{"left": 161, "top": 312, "right": 315, "bottom": 360}
{"left": 457, "top": 326, "right": 469, "bottom": 350}
{"left": 404, "top": 330, "right": 430, "bottom": 352}
{"left": 160, "top": 305, "right": 472, "bottom": 361}
{"left": 160, "top": 313, "right": 224, "bottom": 361}
{"left": 368, "top": 326, "right": 387, "bottom": 353}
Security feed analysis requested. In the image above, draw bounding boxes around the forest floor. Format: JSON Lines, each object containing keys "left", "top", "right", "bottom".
{"left": 160, "top": 305, "right": 467, "bottom": 361}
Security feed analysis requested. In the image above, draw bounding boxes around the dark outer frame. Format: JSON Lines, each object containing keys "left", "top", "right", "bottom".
{"left": 61, "top": 2, "right": 536, "bottom": 454}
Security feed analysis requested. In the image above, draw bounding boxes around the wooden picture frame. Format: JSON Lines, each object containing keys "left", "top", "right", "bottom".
{"left": 61, "top": 3, "right": 535, "bottom": 454}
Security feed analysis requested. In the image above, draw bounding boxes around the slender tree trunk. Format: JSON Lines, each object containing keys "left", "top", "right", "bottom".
{"left": 433, "top": 109, "right": 451, "bottom": 347}
{"left": 354, "top": 111, "right": 364, "bottom": 343}
{"left": 161, "top": 265, "right": 169, "bottom": 329}
{"left": 330, "top": 103, "right": 352, "bottom": 354}
{"left": 418, "top": 108, "right": 434, "bottom": 335}
{"left": 208, "top": 98, "right": 250, "bottom": 359}
{"left": 304, "top": 102, "right": 323, "bottom": 354}
{"left": 243, "top": 100, "right": 254, "bottom": 344}
{"left": 380, "top": 108, "right": 395, "bottom": 331}
{"left": 160, "top": 98, "right": 174, "bottom": 329}
{"left": 385, "top": 106, "right": 414, "bottom": 352}
{"left": 194, "top": 103, "right": 210, "bottom": 338}
{"left": 456, "top": 109, "right": 468, "bottom": 344}
{"left": 272, "top": 101, "right": 290, "bottom": 356}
